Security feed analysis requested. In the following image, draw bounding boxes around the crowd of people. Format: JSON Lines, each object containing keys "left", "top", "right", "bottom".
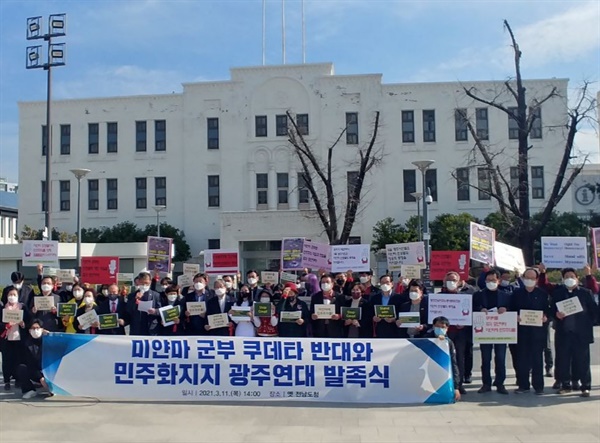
{"left": 1, "top": 263, "right": 598, "bottom": 401}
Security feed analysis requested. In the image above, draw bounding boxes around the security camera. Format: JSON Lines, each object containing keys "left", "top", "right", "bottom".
{"left": 425, "top": 195, "right": 433, "bottom": 205}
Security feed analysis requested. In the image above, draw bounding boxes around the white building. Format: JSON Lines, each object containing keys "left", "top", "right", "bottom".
{"left": 0, "top": 191, "right": 18, "bottom": 245}
{"left": 17, "top": 63, "right": 574, "bottom": 272}
{"left": 0, "top": 178, "right": 18, "bottom": 193}
{"left": 572, "top": 163, "right": 600, "bottom": 218}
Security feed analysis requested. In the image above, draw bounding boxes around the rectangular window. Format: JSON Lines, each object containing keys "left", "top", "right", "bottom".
{"left": 136, "top": 121, "right": 146, "bottom": 152}
{"left": 276, "top": 115, "right": 288, "bottom": 136}
{"left": 88, "top": 123, "right": 99, "bottom": 154}
{"left": 208, "top": 239, "right": 221, "bottom": 250}
{"left": 59, "top": 180, "right": 70, "bottom": 211}
{"left": 88, "top": 179, "right": 99, "bottom": 211}
{"left": 208, "top": 175, "right": 220, "bottom": 207}
{"left": 401, "top": 111, "right": 414, "bottom": 143}
{"left": 477, "top": 168, "right": 491, "bottom": 200}
{"left": 207, "top": 117, "right": 219, "bottom": 149}
{"left": 136, "top": 178, "right": 147, "bottom": 209}
{"left": 255, "top": 116, "right": 267, "bottom": 137}
{"left": 41, "top": 181, "right": 46, "bottom": 212}
{"left": 107, "top": 122, "right": 118, "bottom": 153}
{"left": 456, "top": 168, "right": 470, "bottom": 201}
{"left": 425, "top": 169, "right": 438, "bottom": 202}
{"left": 298, "top": 172, "right": 310, "bottom": 205}
{"left": 107, "top": 179, "right": 118, "bottom": 210}
{"left": 423, "top": 110, "right": 436, "bottom": 142}
{"left": 155, "top": 177, "right": 167, "bottom": 206}
{"left": 531, "top": 166, "right": 544, "bottom": 199}
{"left": 60, "top": 124, "right": 70, "bottom": 155}
{"left": 530, "top": 107, "right": 542, "bottom": 139}
{"left": 508, "top": 107, "right": 519, "bottom": 140}
{"left": 277, "top": 173, "right": 289, "bottom": 206}
{"left": 256, "top": 173, "right": 268, "bottom": 207}
{"left": 155, "top": 120, "right": 166, "bottom": 151}
{"left": 403, "top": 170, "right": 416, "bottom": 202}
{"left": 347, "top": 171, "right": 359, "bottom": 198}
{"left": 454, "top": 109, "right": 468, "bottom": 142}
{"left": 476, "top": 108, "right": 489, "bottom": 140}
{"left": 42, "top": 125, "right": 47, "bottom": 156}
{"left": 296, "top": 114, "right": 309, "bottom": 136}
{"left": 510, "top": 166, "right": 520, "bottom": 195}
{"left": 346, "top": 112, "right": 359, "bottom": 144}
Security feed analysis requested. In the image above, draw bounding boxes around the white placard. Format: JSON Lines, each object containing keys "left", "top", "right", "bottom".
{"left": 186, "top": 301, "right": 206, "bottom": 316}
{"left": 400, "top": 264, "right": 425, "bottom": 280}
{"left": 428, "top": 294, "right": 473, "bottom": 326}
{"left": 385, "top": 242, "right": 426, "bottom": 271}
{"left": 137, "top": 300, "right": 153, "bottom": 313}
{"left": 77, "top": 310, "right": 99, "bottom": 330}
{"left": 56, "top": 269, "right": 76, "bottom": 281}
{"left": 280, "top": 272, "right": 297, "bottom": 283}
{"left": 555, "top": 297, "right": 584, "bottom": 317}
{"left": 330, "top": 244, "right": 370, "bottom": 273}
{"left": 494, "top": 241, "right": 526, "bottom": 274}
{"left": 22, "top": 240, "right": 59, "bottom": 267}
{"left": 2, "top": 309, "right": 24, "bottom": 323}
{"left": 34, "top": 296, "right": 55, "bottom": 311}
{"left": 177, "top": 274, "right": 193, "bottom": 287}
{"left": 230, "top": 306, "right": 252, "bottom": 322}
{"left": 314, "top": 304, "right": 336, "bottom": 319}
{"left": 280, "top": 310, "right": 301, "bottom": 322}
{"left": 117, "top": 273, "right": 134, "bottom": 283}
{"left": 396, "top": 312, "right": 421, "bottom": 328}
{"left": 472, "top": 311, "right": 518, "bottom": 344}
{"left": 261, "top": 271, "right": 279, "bottom": 285}
{"left": 208, "top": 313, "right": 229, "bottom": 329}
{"left": 182, "top": 263, "right": 200, "bottom": 276}
{"left": 519, "top": 309, "right": 543, "bottom": 327}
{"left": 541, "top": 236, "right": 588, "bottom": 269}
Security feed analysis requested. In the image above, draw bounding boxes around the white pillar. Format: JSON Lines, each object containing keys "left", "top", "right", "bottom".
{"left": 268, "top": 163, "right": 277, "bottom": 210}
{"left": 289, "top": 169, "right": 298, "bottom": 210}
{"left": 248, "top": 163, "right": 256, "bottom": 211}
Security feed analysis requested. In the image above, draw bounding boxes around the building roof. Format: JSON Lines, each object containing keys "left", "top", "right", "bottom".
{"left": 0, "top": 191, "right": 18, "bottom": 211}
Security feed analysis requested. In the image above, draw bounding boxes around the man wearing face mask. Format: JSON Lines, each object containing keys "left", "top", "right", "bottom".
{"left": 333, "top": 271, "right": 353, "bottom": 297}
{"left": 538, "top": 265, "right": 597, "bottom": 398}
{"left": 223, "top": 275, "right": 237, "bottom": 302}
{"left": 35, "top": 264, "right": 69, "bottom": 302}
{"left": 310, "top": 274, "right": 345, "bottom": 338}
{"left": 96, "top": 284, "right": 129, "bottom": 335}
{"left": 397, "top": 280, "right": 429, "bottom": 339}
{"left": 366, "top": 274, "right": 402, "bottom": 339}
{"left": 30, "top": 276, "right": 63, "bottom": 332}
{"left": 427, "top": 316, "right": 462, "bottom": 402}
{"left": 246, "top": 270, "right": 263, "bottom": 301}
{"left": 473, "top": 269, "right": 512, "bottom": 395}
{"left": 126, "top": 271, "right": 161, "bottom": 336}
{"left": 2, "top": 272, "right": 33, "bottom": 307}
{"left": 17, "top": 320, "right": 49, "bottom": 399}
{"left": 205, "top": 279, "right": 234, "bottom": 336}
{"left": 358, "top": 270, "right": 378, "bottom": 299}
{"left": 182, "top": 273, "right": 211, "bottom": 335}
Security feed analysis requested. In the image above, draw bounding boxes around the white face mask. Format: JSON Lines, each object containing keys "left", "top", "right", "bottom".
{"left": 84, "top": 296, "right": 94, "bottom": 305}
{"left": 41, "top": 284, "right": 53, "bottom": 293}
{"left": 65, "top": 285, "right": 73, "bottom": 292}
{"left": 30, "top": 329, "right": 43, "bottom": 339}
{"left": 8, "top": 295, "right": 18, "bottom": 304}
{"left": 194, "top": 282, "right": 205, "bottom": 291}
{"left": 409, "top": 291, "right": 420, "bottom": 301}
{"left": 260, "top": 297, "right": 270, "bottom": 303}
{"left": 500, "top": 280, "right": 510, "bottom": 287}
{"left": 380, "top": 284, "right": 392, "bottom": 293}
{"left": 14, "top": 283, "right": 23, "bottom": 290}
{"left": 215, "top": 288, "right": 226, "bottom": 297}
{"left": 359, "top": 276, "right": 369, "bottom": 284}
{"left": 402, "top": 278, "right": 410, "bottom": 286}
{"left": 247, "top": 277, "right": 258, "bottom": 286}
{"left": 139, "top": 285, "right": 150, "bottom": 293}
{"left": 102, "top": 289, "right": 109, "bottom": 296}
{"left": 522, "top": 279, "right": 536, "bottom": 288}
{"left": 321, "top": 283, "right": 332, "bottom": 292}
{"left": 224, "top": 281, "right": 233, "bottom": 289}
{"left": 167, "top": 294, "right": 178, "bottom": 303}
{"left": 73, "top": 290, "right": 84, "bottom": 300}
{"left": 445, "top": 281, "right": 458, "bottom": 291}
{"left": 486, "top": 282, "right": 498, "bottom": 291}
{"left": 161, "top": 285, "right": 169, "bottom": 291}
{"left": 563, "top": 278, "right": 577, "bottom": 289}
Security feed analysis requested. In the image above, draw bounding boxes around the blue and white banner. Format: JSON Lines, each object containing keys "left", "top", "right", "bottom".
{"left": 42, "top": 334, "right": 454, "bottom": 404}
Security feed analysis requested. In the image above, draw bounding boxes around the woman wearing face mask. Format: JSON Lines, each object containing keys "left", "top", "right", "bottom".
{"left": 73, "top": 289, "right": 100, "bottom": 334}
{"left": 397, "top": 280, "right": 429, "bottom": 339}
{"left": 59, "top": 283, "right": 84, "bottom": 334}
{"left": 17, "top": 320, "right": 49, "bottom": 399}
{"left": 96, "top": 284, "right": 110, "bottom": 305}
{"left": 277, "top": 283, "right": 310, "bottom": 337}
{"left": 1, "top": 287, "right": 28, "bottom": 391}
{"left": 343, "top": 283, "right": 371, "bottom": 338}
{"left": 229, "top": 285, "right": 256, "bottom": 337}
{"left": 157, "top": 285, "right": 183, "bottom": 336}
{"left": 310, "top": 275, "right": 344, "bottom": 338}
{"left": 253, "top": 288, "right": 279, "bottom": 337}
{"left": 31, "top": 276, "right": 63, "bottom": 332}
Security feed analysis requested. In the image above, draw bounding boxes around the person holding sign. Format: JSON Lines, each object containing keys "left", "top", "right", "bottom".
{"left": 96, "top": 284, "right": 129, "bottom": 335}
{"left": 1, "top": 286, "right": 28, "bottom": 391}
{"left": 310, "top": 275, "right": 344, "bottom": 338}
{"left": 367, "top": 275, "right": 402, "bottom": 339}
{"left": 182, "top": 273, "right": 211, "bottom": 336}
{"left": 343, "top": 283, "right": 370, "bottom": 338}
{"left": 510, "top": 268, "right": 551, "bottom": 394}
{"left": 73, "top": 289, "right": 100, "bottom": 334}
{"left": 230, "top": 285, "right": 256, "bottom": 337}
{"left": 397, "top": 280, "right": 429, "bottom": 339}
{"left": 277, "top": 283, "right": 309, "bottom": 337}
{"left": 473, "top": 269, "right": 512, "bottom": 395}
{"left": 205, "top": 279, "right": 234, "bottom": 336}
{"left": 157, "top": 285, "right": 183, "bottom": 336}
{"left": 252, "top": 288, "right": 279, "bottom": 337}
{"left": 543, "top": 266, "right": 597, "bottom": 398}
{"left": 31, "top": 276, "right": 62, "bottom": 332}
{"left": 126, "top": 272, "right": 161, "bottom": 336}
{"left": 58, "top": 283, "right": 84, "bottom": 334}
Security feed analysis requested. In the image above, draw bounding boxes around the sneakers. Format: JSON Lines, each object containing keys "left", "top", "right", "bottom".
{"left": 514, "top": 388, "right": 530, "bottom": 394}
{"left": 478, "top": 385, "right": 492, "bottom": 393}
{"left": 496, "top": 385, "right": 509, "bottom": 395}
{"left": 581, "top": 390, "right": 591, "bottom": 398}
{"left": 22, "top": 390, "right": 37, "bottom": 399}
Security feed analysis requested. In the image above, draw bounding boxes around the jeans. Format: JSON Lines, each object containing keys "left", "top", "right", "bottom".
{"left": 480, "top": 343, "right": 507, "bottom": 387}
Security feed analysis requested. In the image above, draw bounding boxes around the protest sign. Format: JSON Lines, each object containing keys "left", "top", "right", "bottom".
{"left": 541, "top": 237, "right": 587, "bottom": 269}
{"left": 182, "top": 263, "right": 200, "bottom": 276}
{"left": 261, "top": 271, "right": 279, "bottom": 285}
{"left": 203, "top": 249, "right": 238, "bottom": 275}
{"left": 400, "top": 264, "right": 425, "bottom": 280}
{"left": 186, "top": 301, "right": 206, "bottom": 316}
{"left": 147, "top": 236, "right": 173, "bottom": 273}
{"left": 208, "top": 313, "right": 229, "bottom": 329}
{"left": 385, "top": 242, "right": 425, "bottom": 272}
{"left": 469, "top": 222, "right": 495, "bottom": 265}
{"left": 281, "top": 238, "right": 305, "bottom": 271}
{"left": 81, "top": 256, "right": 119, "bottom": 284}
{"left": 396, "top": 312, "right": 420, "bottom": 328}
{"left": 494, "top": 241, "right": 526, "bottom": 274}
{"left": 314, "top": 304, "right": 336, "bottom": 319}
{"left": 98, "top": 314, "right": 119, "bottom": 330}
{"left": 57, "top": 303, "right": 77, "bottom": 317}
{"left": 280, "top": 311, "right": 301, "bottom": 322}
{"left": 472, "top": 312, "right": 517, "bottom": 344}
{"left": 229, "top": 306, "right": 251, "bottom": 322}
{"left": 77, "top": 310, "right": 99, "bottom": 330}
{"left": 280, "top": 272, "right": 297, "bottom": 283}
{"left": 301, "top": 242, "right": 331, "bottom": 271}
{"left": 177, "top": 274, "right": 193, "bottom": 288}
{"left": 341, "top": 307, "right": 361, "bottom": 320}
{"left": 56, "top": 269, "right": 75, "bottom": 282}
{"left": 34, "top": 296, "right": 55, "bottom": 311}
{"left": 2, "top": 309, "right": 23, "bottom": 324}
{"left": 117, "top": 273, "right": 134, "bottom": 286}
{"left": 22, "top": 240, "right": 59, "bottom": 267}
{"left": 592, "top": 227, "right": 600, "bottom": 268}
{"left": 159, "top": 305, "right": 181, "bottom": 327}
{"left": 331, "top": 244, "right": 370, "bottom": 273}
{"left": 137, "top": 300, "right": 153, "bottom": 313}
{"left": 428, "top": 294, "right": 472, "bottom": 326}
{"left": 519, "top": 309, "right": 543, "bottom": 327}
{"left": 555, "top": 297, "right": 584, "bottom": 317}
{"left": 429, "top": 251, "right": 469, "bottom": 281}
{"left": 375, "top": 305, "right": 396, "bottom": 319}
{"left": 253, "top": 303, "right": 272, "bottom": 318}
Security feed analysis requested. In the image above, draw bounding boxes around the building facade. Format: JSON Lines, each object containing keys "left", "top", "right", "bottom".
{"left": 18, "top": 63, "right": 574, "bottom": 272}
{"left": 0, "top": 191, "right": 18, "bottom": 245}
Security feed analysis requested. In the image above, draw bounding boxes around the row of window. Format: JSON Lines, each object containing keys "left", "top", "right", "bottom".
{"left": 453, "top": 107, "right": 542, "bottom": 142}
{"left": 254, "top": 114, "right": 309, "bottom": 138}
{"left": 41, "top": 177, "right": 167, "bottom": 212}
{"left": 42, "top": 120, "right": 167, "bottom": 156}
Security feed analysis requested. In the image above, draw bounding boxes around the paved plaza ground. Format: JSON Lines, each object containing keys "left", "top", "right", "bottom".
{"left": 1, "top": 330, "right": 599, "bottom": 443}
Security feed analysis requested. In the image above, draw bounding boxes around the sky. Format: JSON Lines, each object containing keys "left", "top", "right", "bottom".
{"left": 1, "top": 0, "right": 599, "bottom": 184}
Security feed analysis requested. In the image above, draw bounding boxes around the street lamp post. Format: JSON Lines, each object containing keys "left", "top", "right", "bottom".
{"left": 70, "top": 168, "right": 90, "bottom": 274}
{"left": 26, "top": 14, "right": 67, "bottom": 238}
{"left": 153, "top": 205, "right": 167, "bottom": 237}
{"left": 412, "top": 160, "right": 435, "bottom": 271}
{"left": 410, "top": 191, "right": 423, "bottom": 242}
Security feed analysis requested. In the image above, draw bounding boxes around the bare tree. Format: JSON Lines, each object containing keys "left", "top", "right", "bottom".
{"left": 287, "top": 110, "right": 383, "bottom": 245}
{"left": 452, "top": 20, "right": 596, "bottom": 263}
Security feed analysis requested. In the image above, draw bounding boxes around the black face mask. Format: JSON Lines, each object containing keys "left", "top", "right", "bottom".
{"left": 336, "top": 279, "right": 344, "bottom": 286}
{"left": 108, "top": 294, "right": 118, "bottom": 301}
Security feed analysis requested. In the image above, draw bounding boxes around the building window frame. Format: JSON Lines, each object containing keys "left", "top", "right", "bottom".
{"left": 423, "top": 110, "right": 436, "bottom": 142}
{"left": 88, "top": 123, "right": 99, "bottom": 154}
{"left": 456, "top": 167, "right": 470, "bottom": 201}
{"left": 296, "top": 114, "right": 309, "bottom": 136}
{"left": 402, "top": 110, "right": 414, "bottom": 143}
{"left": 454, "top": 109, "right": 468, "bottom": 142}
{"left": 136, "top": 121, "right": 147, "bottom": 152}
{"left": 107, "top": 178, "right": 118, "bottom": 210}
{"left": 346, "top": 112, "right": 359, "bottom": 144}
{"left": 477, "top": 168, "right": 492, "bottom": 200}
{"left": 476, "top": 108, "right": 489, "bottom": 140}
{"left": 207, "top": 117, "right": 219, "bottom": 149}
{"left": 256, "top": 173, "right": 268, "bottom": 209}
{"left": 276, "top": 114, "right": 288, "bottom": 137}
{"left": 531, "top": 166, "right": 544, "bottom": 199}
{"left": 59, "top": 180, "right": 70, "bottom": 211}
{"left": 107, "top": 122, "right": 118, "bottom": 153}
{"left": 60, "top": 124, "right": 70, "bottom": 155}
{"left": 255, "top": 115, "right": 267, "bottom": 137}
{"left": 208, "top": 175, "right": 220, "bottom": 208}
{"left": 155, "top": 120, "right": 166, "bottom": 151}
{"left": 277, "top": 172, "right": 289, "bottom": 208}
{"left": 136, "top": 177, "right": 147, "bottom": 209}
{"left": 155, "top": 177, "right": 167, "bottom": 206}
{"left": 88, "top": 179, "right": 99, "bottom": 211}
